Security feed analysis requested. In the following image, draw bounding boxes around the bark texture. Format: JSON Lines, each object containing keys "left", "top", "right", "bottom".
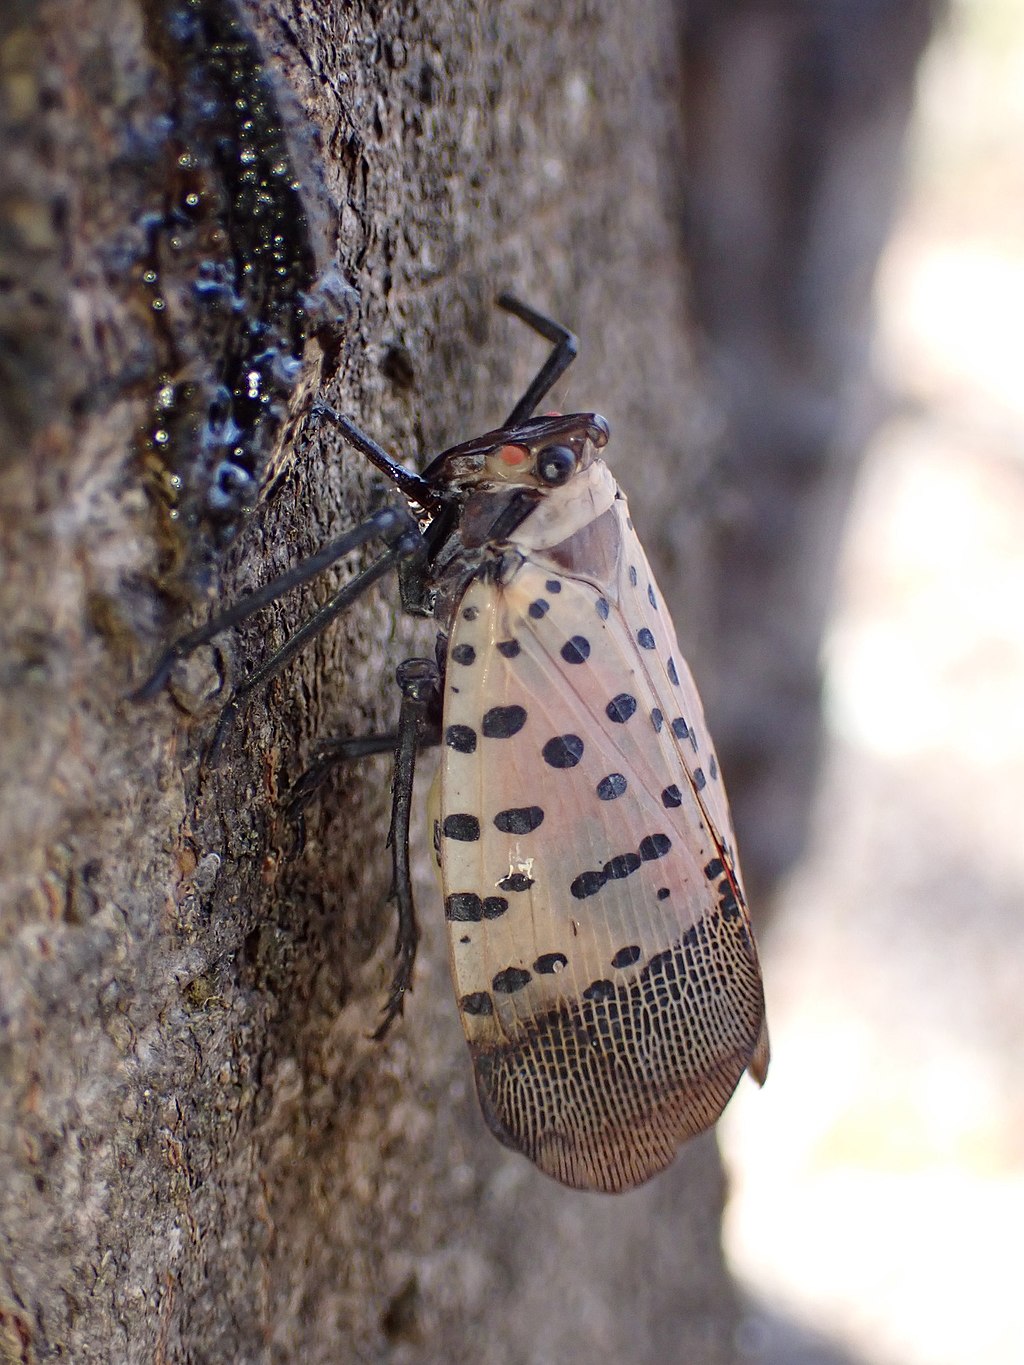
{"left": 1, "top": 2, "right": 733, "bottom": 1361}
{"left": 0, "top": 1, "right": 934, "bottom": 1362}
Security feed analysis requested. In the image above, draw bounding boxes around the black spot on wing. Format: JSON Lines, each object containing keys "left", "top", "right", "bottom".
{"left": 445, "top": 894, "right": 507, "bottom": 922}
{"left": 462, "top": 605, "right": 479, "bottom": 622}
{"left": 494, "top": 806, "right": 545, "bottom": 834}
{"left": 596, "top": 773, "right": 627, "bottom": 801}
{"left": 583, "top": 978, "right": 616, "bottom": 1003}
{"left": 445, "top": 724, "right": 477, "bottom": 753}
{"left": 460, "top": 991, "right": 493, "bottom": 1016}
{"left": 693, "top": 768, "right": 706, "bottom": 791}
{"left": 647, "top": 584, "right": 657, "bottom": 610}
{"left": 542, "top": 734, "right": 584, "bottom": 768}
{"left": 611, "top": 945, "right": 641, "bottom": 969}
{"left": 560, "top": 635, "right": 591, "bottom": 664}
{"left": 671, "top": 716, "right": 689, "bottom": 740}
{"left": 651, "top": 708, "right": 663, "bottom": 733}
{"left": 606, "top": 693, "right": 637, "bottom": 723}
{"left": 667, "top": 656, "right": 679, "bottom": 685}
{"left": 496, "top": 639, "right": 521, "bottom": 658}
{"left": 639, "top": 833, "right": 672, "bottom": 861}
{"left": 604, "top": 851, "right": 642, "bottom": 880}
{"left": 445, "top": 892, "right": 483, "bottom": 921}
{"left": 443, "top": 814, "right": 480, "bottom": 841}
{"left": 661, "top": 784, "right": 682, "bottom": 807}
{"left": 528, "top": 598, "right": 549, "bottom": 619}
{"left": 570, "top": 869, "right": 607, "bottom": 900}
{"left": 499, "top": 872, "right": 535, "bottom": 892}
{"left": 704, "top": 858, "right": 724, "bottom": 880}
{"left": 492, "top": 966, "right": 531, "bottom": 994}
{"left": 595, "top": 597, "right": 610, "bottom": 620}
{"left": 544, "top": 579, "right": 562, "bottom": 594}
{"left": 571, "top": 846, "right": 646, "bottom": 900}
{"left": 482, "top": 705, "right": 527, "bottom": 738}
{"left": 534, "top": 952, "right": 568, "bottom": 975}
{"left": 637, "top": 627, "right": 656, "bottom": 650}
{"left": 451, "top": 643, "right": 476, "bottom": 665}
{"left": 718, "top": 883, "right": 741, "bottom": 920}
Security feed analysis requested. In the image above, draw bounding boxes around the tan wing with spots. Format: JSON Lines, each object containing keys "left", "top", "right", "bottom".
{"left": 437, "top": 481, "right": 768, "bottom": 1193}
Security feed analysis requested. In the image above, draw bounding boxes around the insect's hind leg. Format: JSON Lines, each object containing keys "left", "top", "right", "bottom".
{"left": 282, "top": 731, "right": 400, "bottom": 857}
{"left": 497, "top": 294, "right": 578, "bottom": 426}
{"left": 283, "top": 721, "right": 440, "bottom": 855}
{"left": 374, "top": 656, "right": 442, "bottom": 1041}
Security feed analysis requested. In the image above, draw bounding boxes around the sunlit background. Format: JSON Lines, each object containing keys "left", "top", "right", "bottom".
{"left": 722, "top": 3, "right": 1024, "bottom": 1363}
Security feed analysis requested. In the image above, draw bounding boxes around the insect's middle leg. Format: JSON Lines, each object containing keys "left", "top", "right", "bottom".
{"left": 206, "top": 516, "right": 427, "bottom": 757}
{"left": 133, "top": 504, "right": 423, "bottom": 704}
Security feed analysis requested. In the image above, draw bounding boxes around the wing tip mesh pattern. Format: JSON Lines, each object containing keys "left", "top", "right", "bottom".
{"left": 469, "top": 911, "right": 766, "bottom": 1193}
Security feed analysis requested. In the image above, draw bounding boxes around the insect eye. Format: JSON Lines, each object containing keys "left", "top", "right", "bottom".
{"left": 537, "top": 444, "right": 576, "bottom": 486}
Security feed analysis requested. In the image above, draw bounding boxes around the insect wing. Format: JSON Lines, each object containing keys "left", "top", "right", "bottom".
{"left": 613, "top": 520, "right": 770, "bottom": 1091}
{"left": 437, "top": 508, "right": 767, "bottom": 1193}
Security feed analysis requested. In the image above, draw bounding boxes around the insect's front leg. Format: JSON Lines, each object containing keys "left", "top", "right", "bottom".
{"left": 374, "top": 656, "right": 442, "bottom": 1041}
{"left": 496, "top": 294, "right": 578, "bottom": 425}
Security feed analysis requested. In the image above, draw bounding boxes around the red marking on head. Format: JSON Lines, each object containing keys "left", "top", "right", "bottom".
{"left": 498, "top": 444, "right": 530, "bottom": 466}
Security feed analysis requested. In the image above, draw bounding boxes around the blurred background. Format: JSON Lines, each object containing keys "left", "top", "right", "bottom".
{"left": 722, "top": 2, "right": 1024, "bottom": 1362}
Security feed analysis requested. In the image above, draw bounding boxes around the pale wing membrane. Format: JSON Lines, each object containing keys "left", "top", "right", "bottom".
{"left": 439, "top": 543, "right": 766, "bottom": 1192}
{"left": 615, "top": 527, "right": 741, "bottom": 880}
{"left": 614, "top": 512, "right": 770, "bottom": 1086}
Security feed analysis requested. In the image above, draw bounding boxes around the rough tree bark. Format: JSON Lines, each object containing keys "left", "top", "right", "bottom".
{"left": 1, "top": 2, "right": 737, "bottom": 1361}
{"left": 0, "top": 2, "right": 936, "bottom": 1363}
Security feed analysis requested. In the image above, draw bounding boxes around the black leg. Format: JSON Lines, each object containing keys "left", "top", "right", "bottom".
{"left": 281, "top": 723, "right": 440, "bottom": 854}
{"left": 282, "top": 732, "right": 400, "bottom": 856}
{"left": 290, "top": 733, "right": 401, "bottom": 804}
{"left": 497, "top": 294, "right": 579, "bottom": 426}
{"left": 206, "top": 533, "right": 423, "bottom": 758}
{"left": 374, "top": 657, "right": 441, "bottom": 1041}
{"left": 132, "top": 504, "right": 423, "bottom": 701}
{"left": 312, "top": 404, "right": 447, "bottom": 516}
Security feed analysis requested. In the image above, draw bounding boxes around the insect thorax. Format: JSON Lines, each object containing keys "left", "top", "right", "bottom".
{"left": 431, "top": 459, "right": 623, "bottom": 634}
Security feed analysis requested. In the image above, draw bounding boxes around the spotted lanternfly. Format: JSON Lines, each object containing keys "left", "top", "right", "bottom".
{"left": 136, "top": 296, "right": 769, "bottom": 1194}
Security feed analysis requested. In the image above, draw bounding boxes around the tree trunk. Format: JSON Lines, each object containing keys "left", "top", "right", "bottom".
{"left": 0, "top": 1, "right": 934, "bottom": 1361}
